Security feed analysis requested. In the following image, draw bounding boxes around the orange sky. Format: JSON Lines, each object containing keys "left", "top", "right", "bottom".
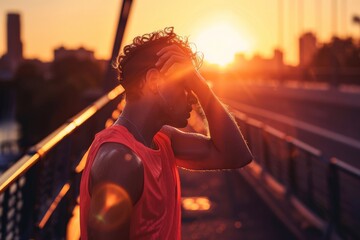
{"left": 1, "top": 0, "right": 360, "bottom": 65}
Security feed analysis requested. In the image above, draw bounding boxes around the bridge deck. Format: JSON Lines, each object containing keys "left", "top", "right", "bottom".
{"left": 180, "top": 168, "right": 294, "bottom": 239}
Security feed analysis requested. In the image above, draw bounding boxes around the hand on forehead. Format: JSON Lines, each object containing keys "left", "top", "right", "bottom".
{"left": 155, "top": 44, "right": 195, "bottom": 85}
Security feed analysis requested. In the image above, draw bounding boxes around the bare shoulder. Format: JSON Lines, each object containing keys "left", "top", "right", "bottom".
{"left": 90, "top": 142, "right": 144, "bottom": 205}
{"left": 160, "top": 125, "right": 175, "bottom": 137}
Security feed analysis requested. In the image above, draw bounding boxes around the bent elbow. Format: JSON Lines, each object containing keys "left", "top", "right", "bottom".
{"left": 225, "top": 145, "right": 254, "bottom": 169}
{"left": 236, "top": 149, "right": 254, "bottom": 168}
{"left": 235, "top": 157, "right": 252, "bottom": 169}
{"left": 225, "top": 154, "right": 253, "bottom": 169}
{"left": 242, "top": 156, "right": 253, "bottom": 167}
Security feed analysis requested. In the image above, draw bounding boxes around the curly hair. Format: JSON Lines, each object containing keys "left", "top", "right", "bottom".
{"left": 113, "top": 27, "right": 203, "bottom": 100}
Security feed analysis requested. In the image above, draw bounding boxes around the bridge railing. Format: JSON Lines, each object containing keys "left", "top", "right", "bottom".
{"left": 0, "top": 84, "right": 359, "bottom": 239}
{"left": 0, "top": 86, "right": 124, "bottom": 239}
{"left": 232, "top": 109, "right": 360, "bottom": 239}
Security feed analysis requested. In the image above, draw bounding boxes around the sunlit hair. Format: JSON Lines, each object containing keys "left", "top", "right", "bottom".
{"left": 113, "top": 27, "right": 203, "bottom": 100}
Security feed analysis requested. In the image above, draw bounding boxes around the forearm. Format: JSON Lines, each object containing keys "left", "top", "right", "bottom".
{"left": 190, "top": 72, "right": 253, "bottom": 167}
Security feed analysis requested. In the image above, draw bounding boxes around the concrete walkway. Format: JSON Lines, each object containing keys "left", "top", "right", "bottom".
{"left": 180, "top": 168, "right": 295, "bottom": 240}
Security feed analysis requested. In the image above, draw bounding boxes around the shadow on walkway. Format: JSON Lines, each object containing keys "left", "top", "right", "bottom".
{"left": 180, "top": 169, "right": 295, "bottom": 240}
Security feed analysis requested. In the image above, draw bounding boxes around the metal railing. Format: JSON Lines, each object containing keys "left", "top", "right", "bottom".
{"left": 0, "top": 84, "right": 359, "bottom": 239}
{"left": 232, "top": 109, "right": 360, "bottom": 239}
{"left": 0, "top": 1, "right": 131, "bottom": 238}
{"left": 0, "top": 86, "right": 124, "bottom": 239}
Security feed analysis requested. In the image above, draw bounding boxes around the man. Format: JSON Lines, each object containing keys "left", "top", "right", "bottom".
{"left": 80, "top": 27, "right": 253, "bottom": 239}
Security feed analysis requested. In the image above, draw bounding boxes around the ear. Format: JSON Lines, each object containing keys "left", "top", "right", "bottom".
{"left": 145, "top": 68, "right": 161, "bottom": 94}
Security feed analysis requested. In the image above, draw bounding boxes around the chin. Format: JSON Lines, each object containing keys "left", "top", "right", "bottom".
{"left": 170, "top": 119, "right": 188, "bottom": 128}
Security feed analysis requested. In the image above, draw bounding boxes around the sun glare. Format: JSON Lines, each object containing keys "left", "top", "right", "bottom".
{"left": 193, "top": 22, "right": 251, "bottom": 67}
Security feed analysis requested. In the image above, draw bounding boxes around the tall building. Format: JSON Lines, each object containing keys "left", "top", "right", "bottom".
{"left": 299, "top": 32, "right": 317, "bottom": 67}
{"left": 6, "top": 13, "right": 23, "bottom": 72}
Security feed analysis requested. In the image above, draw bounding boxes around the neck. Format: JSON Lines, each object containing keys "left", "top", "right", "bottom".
{"left": 116, "top": 101, "right": 163, "bottom": 148}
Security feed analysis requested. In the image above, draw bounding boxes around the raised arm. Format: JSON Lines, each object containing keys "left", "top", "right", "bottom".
{"left": 157, "top": 45, "right": 253, "bottom": 170}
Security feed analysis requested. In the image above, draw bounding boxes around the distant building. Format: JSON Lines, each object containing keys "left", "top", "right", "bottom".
{"left": 6, "top": 13, "right": 23, "bottom": 72}
{"left": 97, "top": 59, "right": 109, "bottom": 73}
{"left": 234, "top": 53, "right": 247, "bottom": 66}
{"left": 0, "top": 55, "right": 12, "bottom": 80}
{"left": 299, "top": 32, "right": 317, "bottom": 67}
{"left": 273, "top": 48, "right": 283, "bottom": 68}
{"left": 54, "top": 46, "right": 95, "bottom": 61}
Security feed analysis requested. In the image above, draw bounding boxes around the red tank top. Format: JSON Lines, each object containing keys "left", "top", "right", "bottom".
{"left": 79, "top": 125, "right": 181, "bottom": 240}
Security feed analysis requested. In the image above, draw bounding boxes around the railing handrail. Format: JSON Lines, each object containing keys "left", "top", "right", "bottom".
{"left": 232, "top": 106, "right": 360, "bottom": 179}
{"left": 331, "top": 157, "right": 360, "bottom": 178}
{"left": 0, "top": 85, "right": 125, "bottom": 194}
{"left": 287, "top": 137, "right": 322, "bottom": 158}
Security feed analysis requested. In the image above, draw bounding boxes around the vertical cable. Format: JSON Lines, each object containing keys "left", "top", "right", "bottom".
{"left": 332, "top": 0, "right": 338, "bottom": 37}
{"left": 278, "top": 0, "right": 284, "bottom": 49}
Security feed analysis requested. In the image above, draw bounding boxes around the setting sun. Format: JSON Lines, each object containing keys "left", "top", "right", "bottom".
{"left": 193, "top": 21, "right": 252, "bottom": 66}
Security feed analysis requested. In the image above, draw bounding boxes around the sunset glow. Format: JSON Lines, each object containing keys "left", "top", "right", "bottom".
{"left": 193, "top": 22, "right": 251, "bottom": 66}
{"left": 1, "top": 0, "right": 360, "bottom": 64}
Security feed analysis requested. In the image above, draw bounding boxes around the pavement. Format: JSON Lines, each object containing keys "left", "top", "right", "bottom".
{"left": 179, "top": 168, "right": 296, "bottom": 240}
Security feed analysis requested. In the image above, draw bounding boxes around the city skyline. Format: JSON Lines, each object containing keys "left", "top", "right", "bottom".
{"left": 1, "top": 0, "right": 360, "bottom": 65}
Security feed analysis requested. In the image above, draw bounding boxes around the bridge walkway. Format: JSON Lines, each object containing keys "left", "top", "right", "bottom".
{"left": 180, "top": 169, "right": 295, "bottom": 239}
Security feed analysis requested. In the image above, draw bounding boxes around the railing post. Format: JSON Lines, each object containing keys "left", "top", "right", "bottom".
{"left": 325, "top": 159, "right": 340, "bottom": 239}
{"left": 1, "top": 189, "right": 10, "bottom": 239}
{"left": 286, "top": 139, "right": 297, "bottom": 195}
{"left": 306, "top": 153, "right": 314, "bottom": 209}
{"left": 261, "top": 126, "right": 269, "bottom": 172}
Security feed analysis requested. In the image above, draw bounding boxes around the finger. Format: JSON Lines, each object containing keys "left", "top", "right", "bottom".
{"left": 166, "top": 63, "right": 193, "bottom": 75}
{"left": 164, "top": 63, "right": 194, "bottom": 82}
{"left": 155, "top": 51, "right": 184, "bottom": 67}
{"left": 157, "top": 50, "right": 184, "bottom": 61}
{"left": 156, "top": 44, "right": 184, "bottom": 56}
{"left": 156, "top": 45, "right": 181, "bottom": 56}
{"left": 160, "top": 55, "right": 187, "bottom": 74}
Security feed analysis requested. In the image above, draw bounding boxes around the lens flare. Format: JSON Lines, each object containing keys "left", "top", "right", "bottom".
{"left": 89, "top": 182, "right": 132, "bottom": 231}
{"left": 182, "top": 197, "right": 211, "bottom": 211}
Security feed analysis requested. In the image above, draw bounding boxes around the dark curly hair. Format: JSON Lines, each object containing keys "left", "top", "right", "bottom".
{"left": 113, "top": 27, "right": 203, "bottom": 100}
